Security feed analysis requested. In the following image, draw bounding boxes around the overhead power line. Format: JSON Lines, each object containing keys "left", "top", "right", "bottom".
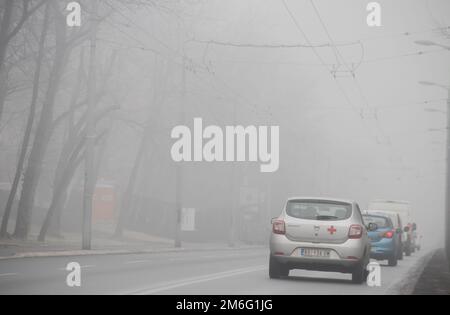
{"left": 280, "top": 0, "right": 365, "bottom": 122}
{"left": 308, "top": 0, "right": 392, "bottom": 146}
{"left": 191, "top": 38, "right": 361, "bottom": 49}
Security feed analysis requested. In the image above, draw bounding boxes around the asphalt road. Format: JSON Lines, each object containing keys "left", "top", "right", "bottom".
{"left": 0, "top": 247, "right": 429, "bottom": 295}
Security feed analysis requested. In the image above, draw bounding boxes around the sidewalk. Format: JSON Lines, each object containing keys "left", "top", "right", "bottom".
{"left": 0, "top": 223, "right": 263, "bottom": 260}
{"left": 413, "top": 249, "right": 450, "bottom": 295}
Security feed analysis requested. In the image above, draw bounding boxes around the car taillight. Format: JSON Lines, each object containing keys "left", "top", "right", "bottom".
{"left": 382, "top": 230, "right": 394, "bottom": 239}
{"left": 272, "top": 220, "right": 286, "bottom": 235}
{"left": 348, "top": 224, "right": 363, "bottom": 239}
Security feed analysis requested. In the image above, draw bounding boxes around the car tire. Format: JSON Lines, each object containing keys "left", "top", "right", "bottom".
{"left": 405, "top": 244, "right": 412, "bottom": 257}
{"left": 351, "top": 263, "right": 366, "bottom": 284}
{"left": 388, "top": 255, "right": 398, "bottom": 267}
{"left": 351, "top": 254, "right": 369, "bottom": 284}
{"left": 398, "top": 244, "right": 403, "bottom": 260}
{"left": 269, "top": 256, "right": 289, "bottom": 279}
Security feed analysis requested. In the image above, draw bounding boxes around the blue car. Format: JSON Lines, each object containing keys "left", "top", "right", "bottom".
{"left": 363, "top": 213, "right": 402, "bottom": 266}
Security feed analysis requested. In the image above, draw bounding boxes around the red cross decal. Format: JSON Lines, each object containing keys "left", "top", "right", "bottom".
{"left": 328, "top": 226, "right": 337, "bottom": 235}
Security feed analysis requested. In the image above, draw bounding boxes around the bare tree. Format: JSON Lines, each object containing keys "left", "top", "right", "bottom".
{"left": 114, "top": 56, "right": 167, "bottom": 237}
{"left": 13, "top": 0, "right": 87, "bottom": 239}
{"left": 0, "top": 3, "right": 50, "bottom": 238}
{"left": 38, "top": 125, "right": 111, "bottom": 242}
{"left": 0, "top": 0, "right": 46, "bottom": 122}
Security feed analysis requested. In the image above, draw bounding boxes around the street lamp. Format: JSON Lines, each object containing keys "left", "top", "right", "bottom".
{"left": 415, "top": 40, "right": 450, "bottom": 51}
{"left": 425, "top": 108, "right": 446, "bottom": 114}
{"left": 415, "top": 40, "right": 436, "bottom": 46}
{"left": 428, "top": 128, "right": 448, "bottom": 132}
{"left": 419, "top": 80, "right": 450, "bottom": 90}
{"left": 418, "top": 79, "right": 450, "bottom": 264}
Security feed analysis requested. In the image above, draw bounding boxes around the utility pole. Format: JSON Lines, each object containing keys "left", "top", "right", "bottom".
{"left": 446, "top": 89, "right": 450, "bottom": 263}
{"left": 174, "top": 50, "right": 186, "bottom": 248}
{"left": 415, "top": 39, "right": 450, "bottom": 264}
{"left": 228, "top": 102, "right": 238, "bottom": 247}
{"left": 82, "top": 0, "right": 99, "bottom": 250}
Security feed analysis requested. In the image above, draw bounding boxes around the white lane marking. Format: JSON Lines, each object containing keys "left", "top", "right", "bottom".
{"left": 59, "top": 265, "right": 95, "bottom": 271}
{"left": 202, "top": 255, "right": 221, "bottom": 259}
{"left": 130, "top": 265, "right": 267, "bottom": 295}
{"left": 125, "top": 260, "right": 151, "bottom": 265}
{"left": 168, "top": 258, "right": 186, "bottom": 262}
{"left": 0, "top": 273, "right": 18, "bottom": 277}
{"left": 127, "top": 254, "right": 248, "bottom": 265}
{"left": 168, "top": 252, "right": 264, "bottom": 261}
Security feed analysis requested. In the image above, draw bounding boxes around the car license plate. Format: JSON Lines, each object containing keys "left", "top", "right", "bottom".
{"left": 299, "top": 248, "right": 330, "bottom": 258}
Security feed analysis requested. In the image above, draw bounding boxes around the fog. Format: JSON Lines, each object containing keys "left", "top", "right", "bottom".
{"left": 1, "top": 0, "right": 449, "bottom": 250}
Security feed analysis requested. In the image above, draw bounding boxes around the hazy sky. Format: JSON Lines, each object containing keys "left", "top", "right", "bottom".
{"left": 34, "top": 0, "right": 450, "bottom": 246}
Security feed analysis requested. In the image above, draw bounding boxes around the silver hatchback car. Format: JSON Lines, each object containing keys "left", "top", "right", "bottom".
{"left": 269, "top": 197, "right": 373, "bottom": 284}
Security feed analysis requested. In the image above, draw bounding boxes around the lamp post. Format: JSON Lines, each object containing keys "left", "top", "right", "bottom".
{"left": 418, "top": 79, "right": 450, "bottom": 262}
{"left": 82, "top": 0, "right": 99, "bottom": 250}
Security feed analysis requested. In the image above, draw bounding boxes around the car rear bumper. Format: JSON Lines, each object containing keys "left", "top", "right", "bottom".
{"left": 370, "top": 250, "right": 394, "bottom": 260}
{"left": 270, "top": 234, "right": 366, "bottom": 273}
{"left": 370, "top": 239, "right": 396, "bottom": 259}
{"left": 271, "top": 254, "right": 360, "bottom": 273}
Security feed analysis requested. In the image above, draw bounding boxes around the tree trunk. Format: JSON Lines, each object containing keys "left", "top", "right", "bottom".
{"left": 113, "top": 135, "right": 147, "bottom": 238}
{"left": 0, "top": 4, "right": 50, "bottom": 238}
{"left": 48, "top": 50, "right": 117, "bottom": 237}
{"left": 47, "top": 49, "right": 85, "bottom": 237}
{"left": 0, "top": 70, "right": 7, "bottom": 128}
{"left": 0, "top": 0, "right": 46, "bottom": 121}
{"left": 113, "top": 56, "right": 167, "bottom": 237}
{"left": 38, "top": 146, "right": 85, "bottom": 242}
{"left": 38, "top": 128, "right": 109, "bottom": 241}
{"left": 13, "top": 5, "right": 68, "bottom": 239}
{"left": 0, "top": 0, "right": 14, "bottom": 122}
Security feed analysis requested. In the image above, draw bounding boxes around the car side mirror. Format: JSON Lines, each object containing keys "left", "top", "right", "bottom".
{"left": 367, "top": 223, "right": 378, "bottom": 232}
{"left": 404, "top": 226, "right": 410, "bottom": 233}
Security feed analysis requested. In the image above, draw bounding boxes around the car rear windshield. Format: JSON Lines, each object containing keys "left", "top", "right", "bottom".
{"left": 286, "top": 200, "right": 352, "bottom": 221}
{"left": 363, "top": 215, "right": 392, "bottom": 229}
{"left": 368, "top": 212, "right": 398, "bottom": 227}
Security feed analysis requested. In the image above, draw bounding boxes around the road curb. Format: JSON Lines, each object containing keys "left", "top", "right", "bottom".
{"left": 0, "top": 245, "right": 266, "bottom": 261}
{"left": 385, "top": 249, "right": 436, "bottom": 295}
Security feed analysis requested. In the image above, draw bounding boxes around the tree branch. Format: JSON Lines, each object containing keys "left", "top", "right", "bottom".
{"left": 6, "top": 0, "right": 47, "bottom": 43}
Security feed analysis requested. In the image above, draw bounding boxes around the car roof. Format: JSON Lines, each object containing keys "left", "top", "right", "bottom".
{"left": 364, "top": 210, "right": 399, "bottom": 218}
{"left": 363, "top": 212, "right": 391, "bottom": 219}
{"left": 287, "top": 197, "right": 355, "bottom": 205}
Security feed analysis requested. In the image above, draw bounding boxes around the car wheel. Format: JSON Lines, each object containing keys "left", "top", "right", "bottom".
{"left": 280, "top": 267, "right": 289, "bottom": 277}
{"left": 398, "top": 246, "right": 403, "bottom": 260}
{"left": 405, "top": 245, "right": 412, "bottom": 257}
{"left": 351, "top": 263, "right": 366, "bottom": 284}
{"left": 352, "top": 254, "right": 369, "bottom": 284}
{"left": 269, "top": 256, "right": 289, "bottom": 279}
{"left": 388, "top": 255, "right": 398, "bottom": 267}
